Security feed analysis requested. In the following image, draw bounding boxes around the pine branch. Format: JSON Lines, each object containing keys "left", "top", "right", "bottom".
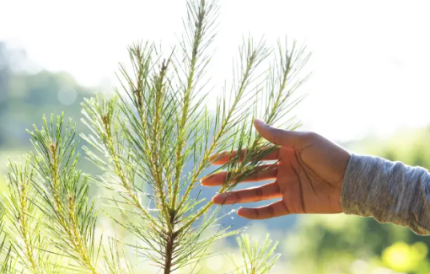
{"left": 27, "top": 114, "right": 101, "bottom": 274}
{"left": 1, "top": 156, "right": 45, "bottom": 273}
{"left": 81, "top": 95, "right": 164, "bottom": 232}
{"left": 176, "top": 37, "right": 270, "bottom": 214}
{"left": 102, "top": 237, "right": 134, "bottom": 274}
{"left": 232, "top": 234, "right": 280, "bottom": 274}
{"left": 178, "top": 38, "right": 310, "bottom": 233}
{"left": 171, "top": 0, "right": 217, "bottom": 210}
{"left": 0, "top": 210, "right": 17, "bottom": 274}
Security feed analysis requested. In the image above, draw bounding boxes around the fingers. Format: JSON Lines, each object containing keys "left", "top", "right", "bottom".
{"left": 212, "top": 182, "right": 281, "bottom": 204}
{"left": 201, "top": 165, "right": 277, "bottom": 186}
{"left": 253, "top": 119, "right": 302, "bottom": 148}
{"left": 237, "top": 200, "right": 288, "bottom": 220}
{"left": 209, "top": 148, "right": 279, "bottom": 165}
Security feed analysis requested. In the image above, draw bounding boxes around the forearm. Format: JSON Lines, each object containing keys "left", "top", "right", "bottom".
{"left": 341, "top": 154, "right": 430, "bottom": 235}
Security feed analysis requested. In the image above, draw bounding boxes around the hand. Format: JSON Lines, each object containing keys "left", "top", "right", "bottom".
{"left": 201, "top": 119, "right": 351, "bottom": 220}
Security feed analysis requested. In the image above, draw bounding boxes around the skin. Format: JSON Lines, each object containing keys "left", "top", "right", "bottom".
{"left": 201, "top": 119, "right": 351, "bottom": 220}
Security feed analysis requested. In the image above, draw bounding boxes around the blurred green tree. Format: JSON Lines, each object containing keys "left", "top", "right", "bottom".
{"left": 0, "top": 42, "right": 94, "bottom": 149}
{"left": 0, "top": 42, "right": 10, "bottom": 146}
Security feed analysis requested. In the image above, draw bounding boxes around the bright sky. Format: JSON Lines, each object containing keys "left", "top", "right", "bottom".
{"left": 2, "top": 0, "right": 430, "bottom": 142}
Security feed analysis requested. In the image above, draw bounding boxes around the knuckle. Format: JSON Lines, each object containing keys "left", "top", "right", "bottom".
{"left": 255, "top": 188, "right": 263, "bottom": 198}
{"left": 233, "top": 192, "right": 241, "bottom": 202}
{"left": 303, "top": 131, "right": 319, "bottom": 141}
{"left": 269, "top": 166, "right": 278, "bottom": 179}
{"left": 272, "top": 128, "right": 285, "bottom": 145}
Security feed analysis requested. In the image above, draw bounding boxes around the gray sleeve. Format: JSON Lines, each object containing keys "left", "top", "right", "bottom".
{"left": 340, "top": 153, "right": 430, "bottom": 235}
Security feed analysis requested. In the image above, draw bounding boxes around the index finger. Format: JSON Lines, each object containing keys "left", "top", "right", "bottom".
{"left": 209, "top": 147, "right": 280, "bottom": 165}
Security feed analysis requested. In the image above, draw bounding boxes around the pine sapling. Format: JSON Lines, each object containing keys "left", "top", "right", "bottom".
{"left": 0, "top": 0, "right": 310, "bottom": 273}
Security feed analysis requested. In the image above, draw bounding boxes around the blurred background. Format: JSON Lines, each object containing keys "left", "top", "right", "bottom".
{"left": 2, "top": 0, "right": 430, "bottom": 273}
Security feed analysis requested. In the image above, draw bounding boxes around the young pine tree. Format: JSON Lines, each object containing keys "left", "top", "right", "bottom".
{"left": 0, "top": 0, "right": 310, "bottom": 273}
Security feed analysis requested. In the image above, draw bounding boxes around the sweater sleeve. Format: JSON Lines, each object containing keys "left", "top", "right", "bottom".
{"left": 340, "top": 153, "right": 430, "bottom": 235}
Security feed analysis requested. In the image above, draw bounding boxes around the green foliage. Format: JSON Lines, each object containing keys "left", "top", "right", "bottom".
{"left": 233, "top": 234, "right": 280, "bottom": 274}
{"left": 381, "top": 241, "right": 429, "bottom": 273}
{"left": 0, "top": 0, "right": 309, "bottom": 273}
{"left": 0, "top": 211, "right": 15, "bottom": 274}
{"left": 0, "top": 41, "right": 94, "bottom": 150}
{"left": 28, "top": 114, "right": 100, "bottom": 273}
{"left": 369, "top": 126, "right": 430, "bottom": 168}
{"left": 2, "top": 156, "right": 52, "bottom": 273}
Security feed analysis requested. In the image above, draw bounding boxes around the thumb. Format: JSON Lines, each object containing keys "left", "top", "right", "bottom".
{"left": 254, "top": 119, "right": 302, "bottom": 148}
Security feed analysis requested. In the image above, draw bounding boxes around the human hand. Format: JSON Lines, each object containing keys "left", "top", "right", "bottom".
{"left": 201, "top": 119, "right": 351, "bottom": 219}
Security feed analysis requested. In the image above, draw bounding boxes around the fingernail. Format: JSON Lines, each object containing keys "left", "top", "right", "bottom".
{"left": 212, "top": 193, "right": 227, "bottom": 204}
{"left": 215, "top": 193, "right": 227, "bottom": 199}
{"left": 254, "top": 119, "right": 267, "bottom": 127}
{"left": 237, "top": 207, "right": 247, "bottom": 216}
